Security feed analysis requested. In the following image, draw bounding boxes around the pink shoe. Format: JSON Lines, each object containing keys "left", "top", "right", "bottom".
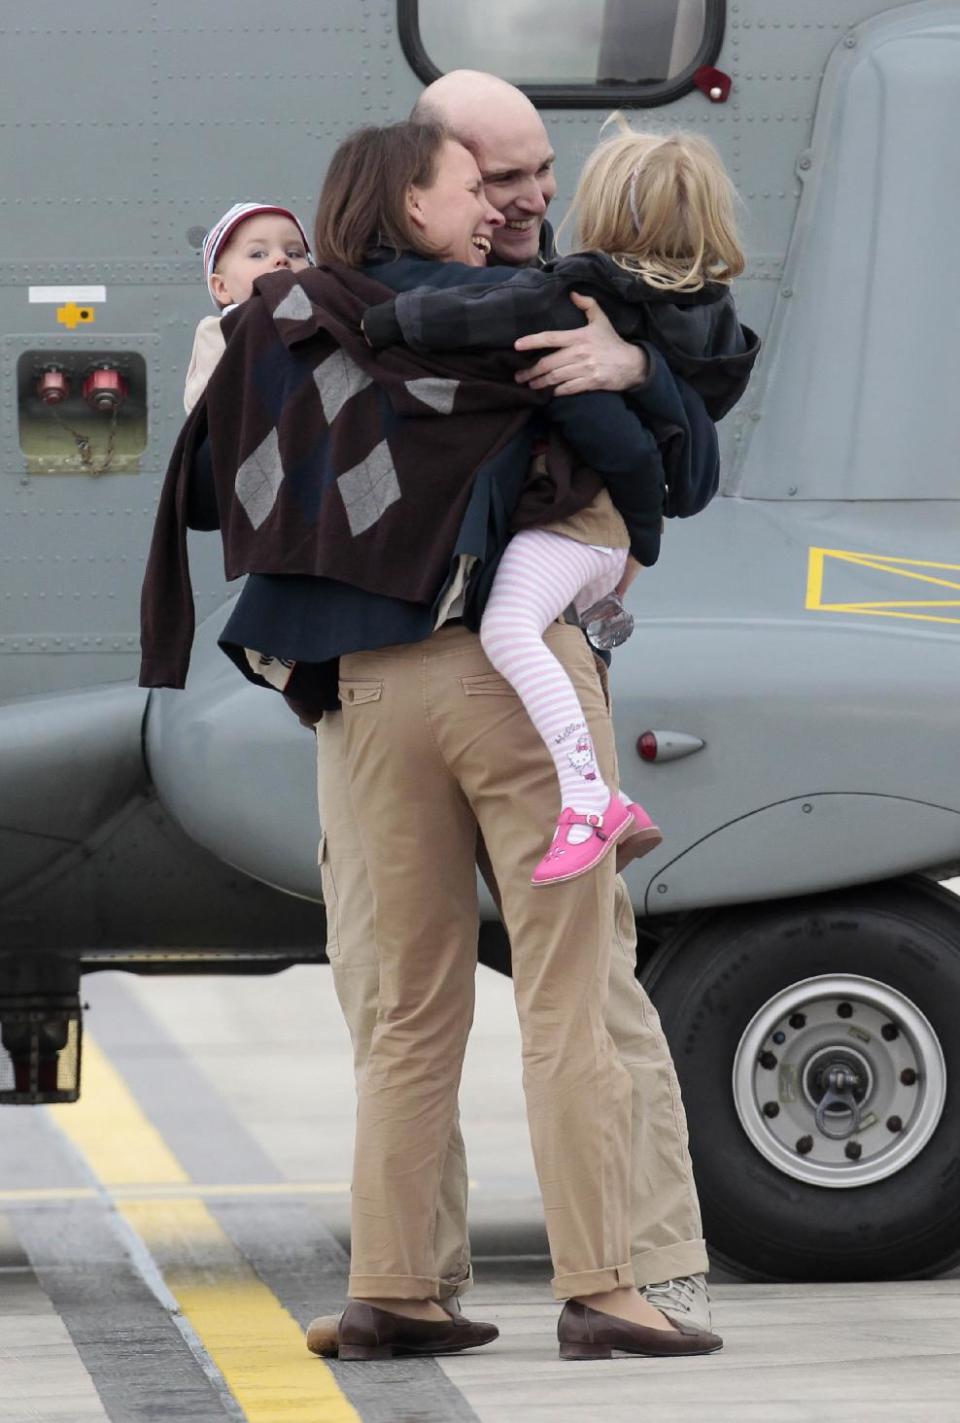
{"left": 615, "top": 801, "right": 664, "bottom": 872}
{"left": 532, "top": 794, "right": 637, "bottom": 887}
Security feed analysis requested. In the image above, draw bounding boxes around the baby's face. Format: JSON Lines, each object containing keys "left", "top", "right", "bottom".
{"left": 210, "top": 214, "right": 310, "bottom": 307}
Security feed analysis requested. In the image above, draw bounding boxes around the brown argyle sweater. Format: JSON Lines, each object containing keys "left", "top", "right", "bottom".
{"left": 140, "top": 263, "right": 557, "bottom": 688}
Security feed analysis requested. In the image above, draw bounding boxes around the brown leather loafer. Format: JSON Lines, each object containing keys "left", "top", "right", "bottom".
{"left": 338, "top": 1301, "right": 498, "bottom": 1361}
{"left": 558, "top": 1300, "right": 722, "bottom": 1361}
{"left": 306, "top": 1296, "right": 463, "bottom": 1358}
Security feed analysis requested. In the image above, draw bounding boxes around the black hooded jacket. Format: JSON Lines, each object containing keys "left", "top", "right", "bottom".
{"left": 364, "top": 249, "right": 760, "bottom": 430}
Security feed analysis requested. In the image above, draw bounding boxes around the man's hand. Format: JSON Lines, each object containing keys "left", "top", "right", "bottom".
{"left": 514, "top": 291, "right": 649, "bottom": 396}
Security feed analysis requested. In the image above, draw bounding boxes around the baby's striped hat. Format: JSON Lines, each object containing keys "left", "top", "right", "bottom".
{"left": 202, "top": 201, "right": 313, "bottom": 305}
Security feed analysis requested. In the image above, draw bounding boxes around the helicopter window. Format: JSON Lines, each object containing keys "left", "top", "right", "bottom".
{"left": 399, "top": 0, "right": 724, "bottom": 108}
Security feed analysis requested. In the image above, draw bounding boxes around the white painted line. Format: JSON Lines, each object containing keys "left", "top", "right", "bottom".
{"left": 29, "top": 286, "right": 106, "bottom": 304}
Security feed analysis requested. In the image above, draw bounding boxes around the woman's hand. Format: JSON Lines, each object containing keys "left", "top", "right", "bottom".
{"left": 513, "top": 292, "right": 649, "bottom": 396}
{"left": 615, "top": 555, "right": 643, "bottom": 600}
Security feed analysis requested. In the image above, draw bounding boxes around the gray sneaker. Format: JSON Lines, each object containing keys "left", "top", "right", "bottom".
{"left": 640, "top": 1274, "right": 712, "bottom": 1333}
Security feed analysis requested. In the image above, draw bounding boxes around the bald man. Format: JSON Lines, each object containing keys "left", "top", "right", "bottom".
{"left": 414, "top": 70, "right": 652, "bottom": 393}
{"left": 307, "top": 73, "right": 711, "bottom": 1355}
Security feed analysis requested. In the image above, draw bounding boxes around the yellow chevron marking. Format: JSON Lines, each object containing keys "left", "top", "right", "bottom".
{"left": 806, "top": 548, "right": 960, "bottom": 625}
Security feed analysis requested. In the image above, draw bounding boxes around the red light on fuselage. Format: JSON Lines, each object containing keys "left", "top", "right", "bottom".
{"left": 637, "top": 731, "right": 658, "bottom": 762}
{"left": 83, "top": 366, "right": 127, "bottom": 413}
{"left": 37, "top": 367, "right": 70, "bottom": 405}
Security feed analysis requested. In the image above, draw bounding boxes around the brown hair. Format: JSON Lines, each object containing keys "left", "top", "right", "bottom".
{"left": 313, "top": 121, "right": 449, "bottom": 267}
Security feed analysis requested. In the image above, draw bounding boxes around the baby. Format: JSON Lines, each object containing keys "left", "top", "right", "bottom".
{"left": 183, "top": 200, "right": 313, "bottom": 413}
{"left": 182, "top": 201, "right": 312, "bottom": 693}
{"left": 364, "top": 119, "right": 757, "bottom": 886}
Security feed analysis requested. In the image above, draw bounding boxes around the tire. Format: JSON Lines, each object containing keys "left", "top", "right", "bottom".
{"left": 643, "top": 876, "right": 960, "bottom": 1281}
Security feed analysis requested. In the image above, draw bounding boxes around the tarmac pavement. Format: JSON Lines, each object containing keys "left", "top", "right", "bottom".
{"left": 1, "top": 944, "right": 958, "bottom": 1423}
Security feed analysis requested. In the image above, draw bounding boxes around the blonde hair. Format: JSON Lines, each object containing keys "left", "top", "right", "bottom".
{"left": 566, "top": 114, "right": 744, "bottom": 291}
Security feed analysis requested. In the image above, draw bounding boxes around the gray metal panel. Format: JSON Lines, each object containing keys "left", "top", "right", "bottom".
{"left": 144, "top": 598, "right": 324, "bottom": 900}
{"left": 0, "top": 792, "right": 326, "bottom": 958}
{"left": 645, "top": 794, "right": 960, "bottom": 913}
{"left": 610, "top": 492, "right": 960, "bottom": 913}
{"left": 735, "top": 2, "right": 960, "bottom": 501}
{"left": 0, "top": 0, "right": 910, "bottom": 700}
{"left": 0, "top": 684, "right": 145, "bottom": 894}
{"left": 3, "top": 1, "right": 958, "bottom": 950}
{"left": 143, "top": 488, "right": 960, "bottom": 917}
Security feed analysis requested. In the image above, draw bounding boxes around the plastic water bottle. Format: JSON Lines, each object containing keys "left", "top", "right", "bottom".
{"left": 580, "top": 592, "right": 635, "bottom": 651}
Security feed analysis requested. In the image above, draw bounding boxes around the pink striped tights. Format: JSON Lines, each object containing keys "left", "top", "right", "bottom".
{"left": 479, "top": 529, "right": 628, "bottom": 822}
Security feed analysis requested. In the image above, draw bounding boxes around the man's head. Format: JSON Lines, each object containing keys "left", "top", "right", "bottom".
{"left": 204, "top": 203, "right": 312, "bottom": 309}
{"left": 413, "top": 70, "right": 557, "bottom": 265}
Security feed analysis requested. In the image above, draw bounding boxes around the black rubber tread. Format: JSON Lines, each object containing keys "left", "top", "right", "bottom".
{"left": 643, "top": 876, "right": 960, "bottom": 1282}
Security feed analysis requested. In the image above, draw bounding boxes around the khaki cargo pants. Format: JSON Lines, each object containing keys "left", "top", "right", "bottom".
{"left": 317, "top": 621, "right": 706, "bottom": 1299}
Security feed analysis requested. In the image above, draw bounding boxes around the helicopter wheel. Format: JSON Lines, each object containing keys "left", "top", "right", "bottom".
{"left": 643, "top": 876, "right": 960, "bottom": 1281}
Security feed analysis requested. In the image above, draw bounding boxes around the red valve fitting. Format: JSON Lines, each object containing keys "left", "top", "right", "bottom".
{"left": 82, "top": 366, "right": 127, "bottom": 414}
{"left": 36, "top": 366, "right": 70, "bottom": 405}
{"left": 693, "top": 65, "right": 732, "bottom": 103}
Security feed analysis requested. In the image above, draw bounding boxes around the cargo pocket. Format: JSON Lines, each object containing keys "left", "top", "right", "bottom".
{"left": 459, "top": 672, "right": 518, "bottom": 697}
{"left": 338, "top": 679, "right": 383, "bottom": 706}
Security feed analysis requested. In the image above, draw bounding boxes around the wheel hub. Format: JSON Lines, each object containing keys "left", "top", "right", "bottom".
{"left": 732, "top": 974, "right": 946, "bottom": 1187}
{"left": 803, "top": 1045, "right": 873, "bottom": 1138}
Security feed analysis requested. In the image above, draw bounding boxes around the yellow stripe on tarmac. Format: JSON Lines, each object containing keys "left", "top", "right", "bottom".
{"left": 46, "top": 1034, "right": 361, "bottom": 1423}
{"left": 48, "top": 1035, "right": 187, "bottom": 1185}
{"left": 124, "top": 1199, "right": 359, "bottom": 1423}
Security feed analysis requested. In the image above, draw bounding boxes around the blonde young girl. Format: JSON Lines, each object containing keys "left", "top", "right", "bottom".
{"left": 364, "top": 119, "right": 759, "bottom": 885}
